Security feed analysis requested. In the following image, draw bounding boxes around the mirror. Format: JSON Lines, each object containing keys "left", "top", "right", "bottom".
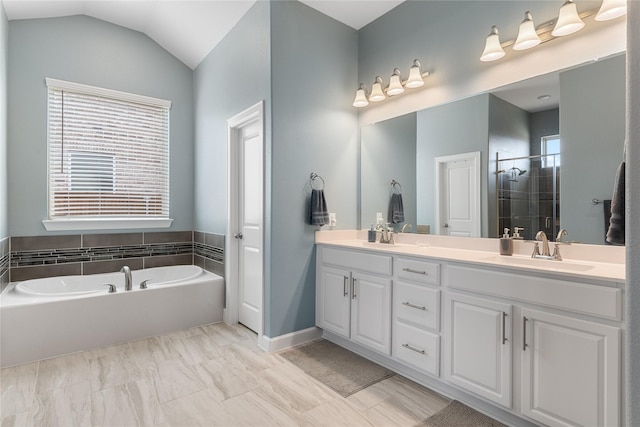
{"left": 360, "top": 53, "right": 626, "bottom": 245}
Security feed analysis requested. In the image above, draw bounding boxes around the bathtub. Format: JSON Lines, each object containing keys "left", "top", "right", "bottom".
{"left": 0, "top": 265, "right": 224, "bottom": 367}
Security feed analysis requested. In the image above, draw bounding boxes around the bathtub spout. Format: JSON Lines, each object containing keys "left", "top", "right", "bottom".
{"left": 121, "top": 266, "right": 132, "bottom": 291}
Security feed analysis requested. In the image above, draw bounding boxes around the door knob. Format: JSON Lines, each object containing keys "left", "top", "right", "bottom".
{"left": 234, "top": 233, "right": 243, "bottom": 239}
{"left": 443, "top": 223, "right": 449, "bottom": 228}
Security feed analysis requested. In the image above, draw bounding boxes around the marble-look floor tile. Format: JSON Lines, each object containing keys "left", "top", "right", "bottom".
{"left": 91, "top": 384, "right": 139, "bottom": 427}
{"left": 0, "top": 412, "right": 30, "bottom": 427}
{"left": 193, "top": 357, "right": 262, "bottom": 401}
{"left": 222, "top": 338, "right": 284, "bottom": 372}
{"left": 256, "top": 362, "right": 336, "bottom": 413}
{"left": 128, "top": 336, "right": 180, "bottom": 367}
{"left": 346, "top": 381, "right": 393, "bottom": 413}
{"left": 87, "top": 350, "right": 142, "bottom": 391}
{"left": 82, "top": 343, "right": 131, "bottom": 360}
{"left": 29, "top": 380, "right": 92, "bottom": 427}
{"left": 35, "top": 353, "right": 91, "bottom": 394}
{"left": 126, "top": 379, "right": 165, "bottom": 427}
{"left": 363, "top": 395, "right": 426, "bottom": 426}
{"left": 0, "top": 362, "right": 38, "bottom": 417}
{"left": 143, "top": 359, "right": 205, "bottom": 404}
{"left": 162, "top": 326, "right": 205, "bottom": 341}
{"left": 160, "top": 389, "right": 234, "bottom": 427}
{"left": 381, "top": 376, "right": 449, "bottom": 419}
{"left": 170, "top": 333, "right": 222, "bottom": 366}
{"left": 303, "top": 398, "right": 374, "bottom": 427}
{"left": 199, "top": 322, "right": 256, "bottom": 346}
{"left": 222, "top": 388, "right": 305, "bottom": 426}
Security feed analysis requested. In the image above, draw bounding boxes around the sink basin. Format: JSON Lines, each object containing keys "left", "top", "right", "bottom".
{"left": 480, "top": 255, "right": 595, "bottom": 272}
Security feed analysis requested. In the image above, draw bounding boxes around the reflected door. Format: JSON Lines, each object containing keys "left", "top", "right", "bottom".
{"left": 435, "top": 152, "right": 481, "bottom": 237}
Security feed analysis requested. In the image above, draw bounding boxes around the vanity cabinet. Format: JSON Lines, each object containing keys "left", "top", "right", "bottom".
{"left": 443, "top": 292, "right": 512, "bottom": 408}
{"left": 521, "top": 308, "right": 620, "bottom": 427}
{"left": 316, "top": 246, "right": 392, "bottom": 355}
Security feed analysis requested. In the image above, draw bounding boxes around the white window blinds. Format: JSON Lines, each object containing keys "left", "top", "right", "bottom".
{"left": 46, "top": 78, "right": 171, "bottom": 219}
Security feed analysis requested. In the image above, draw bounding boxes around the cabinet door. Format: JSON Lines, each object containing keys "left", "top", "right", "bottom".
{"left": 444, "top": 293, "right": 512, "bottom": 408}
{"left": 351, "top": 272, "right": 392, "bottom": 355}
{"left": 317, "top": 266, "right": 351, "bottom": 338}
{"left": 521, "top": 308, "right": 620, "bottom": 427}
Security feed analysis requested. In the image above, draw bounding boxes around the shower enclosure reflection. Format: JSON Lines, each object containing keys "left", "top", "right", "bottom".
{"left": 497, "top": 153, "right": 560, "bottom": 241}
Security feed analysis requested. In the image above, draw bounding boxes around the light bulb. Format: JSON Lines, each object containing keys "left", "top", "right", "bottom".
{"left": 369, "top": 77, "right": 386, "bottom": 102}
{"left": 387, "top": 69, "right": 404, "bottom": 96}
{"left": 514, "top": 12, "right": 541, "bottom": 50}
{"left": 595, "top": 0, "right": 627, "bottom": 21}
{"left": 552, "top": 0, "right": 585, "bottom": 37}
{"left": 480, "top": 26, "right": 505, "bottom": 62}
{"left": 352, "top": 86, "right": 369, "bottom": 108}
{"left": 405, "top": 60, "right": 424, "bottom": 88}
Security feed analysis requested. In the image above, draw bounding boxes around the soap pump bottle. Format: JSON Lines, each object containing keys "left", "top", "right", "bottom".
{"left": 500, "top": 228, "right": 513, "bottom": 256}
{"left": 368, "top": 224, "right": 376, "bottom": 242}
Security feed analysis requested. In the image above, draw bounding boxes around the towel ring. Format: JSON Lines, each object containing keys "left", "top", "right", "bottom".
{"left": 310, "top": 173, "right": 325, "bottom": 191}
{"left": 390, "top": 179, "right": 402, "bottom": 194}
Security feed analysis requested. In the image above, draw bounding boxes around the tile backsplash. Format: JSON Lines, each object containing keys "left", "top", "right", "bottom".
{"left": 7, "top": 231, "right": 224, "bottom": 283}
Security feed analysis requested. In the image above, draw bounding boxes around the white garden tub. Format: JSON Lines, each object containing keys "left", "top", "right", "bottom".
{"left": 0, "top": 265, "right": 224, "bottom": 367}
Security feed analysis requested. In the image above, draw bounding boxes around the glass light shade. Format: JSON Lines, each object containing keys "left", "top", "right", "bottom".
{"left": 552, "top": 1, "right": 585, "bottom": 37}
{"left": 387, "top": 72, "right": 404, "bottom": 96}
{"left": 595, "top": 0, "right": 627, "bottom": 21}
{"left": 405, "top": 64, "right": 424, "bottom": 88}
{"left": 369, "top": 80, "right": 386, "bottom": 102}
{"left": 352, "top": 88, "right": 369, "bottom": 108}
{"left": 513, "top": 12, "right": 541, "bottom": 50}
{"left": 480, "top": 26, "right": 505, "bottom": 62}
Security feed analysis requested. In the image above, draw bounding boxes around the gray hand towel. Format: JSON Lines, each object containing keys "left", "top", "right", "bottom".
{"left": 389, "top": 193, "right": 404, "bottom": 224}
{"left": 606, "top": 161, "right": 625, "bottom": 245}
{"left": 310, "top": 189, "right": 329, "bottom": 226}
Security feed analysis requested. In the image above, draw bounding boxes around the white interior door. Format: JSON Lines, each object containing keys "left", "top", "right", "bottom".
{"left": 227, "top": 102, "right": 264, "bottom": 335}
{"left": 435, "top": 152, "right": 481, "bottom": 237}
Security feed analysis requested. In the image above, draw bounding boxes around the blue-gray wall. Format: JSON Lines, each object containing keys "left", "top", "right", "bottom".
{"left": 269, "top": 1, "right": 358, "bottom": 337}
{"left": 560, "top": 55, "right": 625, "bottom": 245}
{"left": 361, "top": 113, "right": 417, "bottom": 231}
{"left": 530, "top": 108, "right": 560, "bottom": 157}
{"left": 0, "top": 3, "right": 7, "bottom": 240}
{"left": 7, "top": 16, "right": 194, "bottom": 236}
{"left": 416, "top": 94, "right": 490, "bottom": 236}
{"left": 193, "top": 1, "right": 271, "bottom": 235}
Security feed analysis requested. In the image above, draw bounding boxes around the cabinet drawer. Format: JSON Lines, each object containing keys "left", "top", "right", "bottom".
{"left": 393, "top": 321, "right": 440, "bottom": 376}
{"left": 394, "top": 282, "right": 440, "bottom": 331}
{"left": 395, "top": 257, "right": 440, "bottom": 285}
{"left": 321, "top": 247, "right": 392, "bottom": 276}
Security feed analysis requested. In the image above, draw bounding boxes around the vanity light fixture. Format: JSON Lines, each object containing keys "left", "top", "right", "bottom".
{"left": 552, "top": 0, "right": 585, "bottom": 37}
{"left": 352, "top": 59, "right": 430, "bottom": 108}
{"left": 595, "top": 0, "right": 627, "bottom": 21}
{"left": 480, "top": 26, "right": 506, "bottom": 62}
{"left": 480, "top": 0, "right": 626, "bottom": 62}
{"left": 405, "top": 59, "right": 425, "bottom": 88}
{"left": 514, "top": 11, "right": 542, "bottom": 50}
{"left": 352, "top": 84, "right": 369, "bottom": 108}
{"left": 369, "top": 76, "right": 386, "bottom": 102}
{"left": 387, "top": 69, "right": 405, "bottom": 96}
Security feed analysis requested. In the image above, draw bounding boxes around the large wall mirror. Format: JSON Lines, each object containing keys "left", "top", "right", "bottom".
{"left": 360, "top": 53, "right": 625, "bottom": 245}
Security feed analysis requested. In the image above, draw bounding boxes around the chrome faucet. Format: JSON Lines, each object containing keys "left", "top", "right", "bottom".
{"left": 401, "top": 223, "right": 412, "bottom": 233}
{"left": 535, "top": 231, "right": 551, "bottom": 257}
{"left": 556, "top": 229, "right": 568, "bottom": 242}
{"left": 120, "top": 266, "right": 132, "bottom": 291}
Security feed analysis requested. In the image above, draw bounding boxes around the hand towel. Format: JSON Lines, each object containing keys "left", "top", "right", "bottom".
{"left": 606, "top": 161, "right": 625, "bottom": 245}
{"left": 388, "top": 193, "right": 404, "bottom": 224}
{"left": 310, "top": 189, "right": 329, "bottom": 226}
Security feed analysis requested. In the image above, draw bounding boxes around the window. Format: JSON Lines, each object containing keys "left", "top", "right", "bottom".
{"left": 541, "top": 134, "right": 561, "bottom": 168}
{"left": 45, "top": 78, "right": 172, "bottom": 230}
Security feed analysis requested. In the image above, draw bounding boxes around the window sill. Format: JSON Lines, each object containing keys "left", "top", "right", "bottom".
{"left": 42, "top": 218, "right": 174, "bottom": 231}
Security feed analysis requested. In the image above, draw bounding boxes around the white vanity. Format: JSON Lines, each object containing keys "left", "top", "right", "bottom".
{"left": 315, "top": 230, "right": 625, "bottom": 427}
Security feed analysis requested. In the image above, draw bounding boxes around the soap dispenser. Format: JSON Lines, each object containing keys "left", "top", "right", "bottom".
{"left": 500, "top": 228, "right": 513, "bottom": 256}
{"left": 368, "top": 224, "right": 376, "bottom": 242}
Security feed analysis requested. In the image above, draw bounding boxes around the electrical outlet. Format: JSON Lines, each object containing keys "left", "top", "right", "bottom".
{"left": 376, "top": 212, "right": 383, "bottom": 224}
{"left": 329, "top": 212, "right": 336, "bottom": 227}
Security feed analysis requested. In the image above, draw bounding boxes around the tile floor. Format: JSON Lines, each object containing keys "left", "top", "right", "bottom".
{"left": 1, "top": 323, "right": 450, "bottom": 426}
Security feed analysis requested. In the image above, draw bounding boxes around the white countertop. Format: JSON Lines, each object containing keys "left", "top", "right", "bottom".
{"left": 316, "top": 231, "right": 625, "bottom": 283}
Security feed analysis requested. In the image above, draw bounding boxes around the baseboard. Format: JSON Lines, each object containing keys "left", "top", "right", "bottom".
{"left": 259, "top": 326, "right": 322, "bottom": 352}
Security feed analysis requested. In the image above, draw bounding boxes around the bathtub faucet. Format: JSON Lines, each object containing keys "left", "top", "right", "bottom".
{"left": 120, "top": 266, "right": 132, "bottom": 291}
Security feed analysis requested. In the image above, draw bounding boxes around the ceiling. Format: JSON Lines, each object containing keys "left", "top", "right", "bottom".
{"left": 1, "top": 0, "right": 404, "bottom": 69}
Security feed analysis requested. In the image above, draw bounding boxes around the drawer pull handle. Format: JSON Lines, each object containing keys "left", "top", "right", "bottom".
{"left": 402, "top": 343, "right": 426, "bottom": 355}
{"left": 402, "top": 301, "right": 427, "bottom": 311}
{"left": 402, "top": 267, "right": 427, "bottom": 275}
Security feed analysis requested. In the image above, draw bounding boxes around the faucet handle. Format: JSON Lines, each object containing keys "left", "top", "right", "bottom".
{"left": 103, "top": 283, "right": 117, "bottom": 293}
{"left": 139, "top": 280, "right": 150, "bottom": 290}
{"left": 530, "top": 242, "right": 540, "bottom": 258}
{"left": 552, "top": 244, "right": 563, "bottom": 261}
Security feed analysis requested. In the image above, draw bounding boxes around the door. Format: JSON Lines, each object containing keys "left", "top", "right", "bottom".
{"left": 317, "top": 266, "right": 351, "bottom": 338}
{"left": 227, "top": 102, "right": 264, "bottom": 335}
{"left": 435, "top": 152, "right": 481, "bottom": 237}
{"left": 521, "top": 308, "right": 620, "bottom": 427}
{"left": 444, "top": 292, "right": 512, "bottom": 408}
{"left": 351, "top": 272, "right": 392, "bottom": 355}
